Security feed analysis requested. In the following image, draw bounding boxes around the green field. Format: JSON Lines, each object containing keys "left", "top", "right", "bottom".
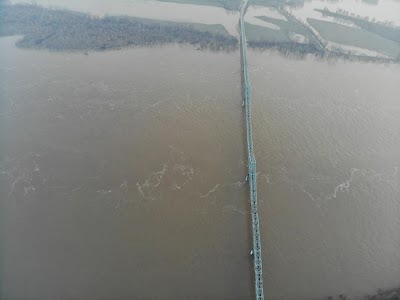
{"left": 307, "top": 18, "right": 400, "bottom": 58}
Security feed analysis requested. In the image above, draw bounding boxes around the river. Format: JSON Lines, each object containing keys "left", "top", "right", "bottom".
{"left": 1, "top": 4, "right": 400, "bottom": 300}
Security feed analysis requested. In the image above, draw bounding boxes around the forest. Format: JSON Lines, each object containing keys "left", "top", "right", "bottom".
{"left": 0, "top": 3, "right": 238, "bottom": 52}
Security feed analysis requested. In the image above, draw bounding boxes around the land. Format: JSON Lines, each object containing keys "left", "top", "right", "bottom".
{"left": 0, "top": 3, "right": 238, "bottom": 52}
{"left": 156, "top": 0, "right": 306, "bottom": 10}
{"left": 245, "top": 22, "right": 288, "bottom": 42}
{"left": 307, "top": 18, "right": 400, "bottom": 58}
{"left": 236, "top": 5, "right": 325, "bottom": 55}
{"left": 315, "top": 8, "right": 400, "bottom": 44}
{"left": 244, "top": 18, "right": 321, "bottom": 55}
{"left": 252, "top": 0, "right": 305, "bottom": 9}
{"left": 246, "top": 15, "right": 315, "bottom": 43}
{"left": 241, "top": 4, "right": 400, "bottom": 62}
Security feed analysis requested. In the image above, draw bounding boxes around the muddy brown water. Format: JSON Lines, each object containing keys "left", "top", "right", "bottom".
{"left": 1, "top": 35, "right": 399, "bottom": 300}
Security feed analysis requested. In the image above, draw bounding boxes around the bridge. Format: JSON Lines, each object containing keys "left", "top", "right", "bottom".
{"left": 239, "top": 1, "right": 265, "bottom": 299}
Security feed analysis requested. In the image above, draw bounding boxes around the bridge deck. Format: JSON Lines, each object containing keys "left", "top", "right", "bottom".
{"left": 239, "top": 1, "right": 265, "bottom": 299}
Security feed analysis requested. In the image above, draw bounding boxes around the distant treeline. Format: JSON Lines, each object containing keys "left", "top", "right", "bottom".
{"left": 316, "top": 8, "right": 400, "bottom": 44}
{"left": 325, "top": 286, "right": 400, "bottom": 300}
{"left": 0, "top": 3, "right": 238, "bottom": 52}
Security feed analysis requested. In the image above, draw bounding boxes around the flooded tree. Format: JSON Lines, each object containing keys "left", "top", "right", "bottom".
{"left": 0, "top": 3, "right": 238, "bottom": 52}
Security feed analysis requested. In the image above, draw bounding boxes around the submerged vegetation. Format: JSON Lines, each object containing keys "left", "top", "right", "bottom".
{"left": 0, "top": 3, "right": 238, "bottom": 52}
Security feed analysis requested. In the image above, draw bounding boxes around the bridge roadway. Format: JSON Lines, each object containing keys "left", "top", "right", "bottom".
{"left": 239, "top": 1, "right": 265, "bottom": 299}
